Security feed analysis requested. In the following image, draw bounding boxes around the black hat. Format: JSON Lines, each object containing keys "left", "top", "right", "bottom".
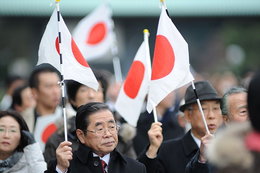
{"left": 179, "top": 81, "right": 221, "bottom": 112}
{"left": 248, "top": 71, "right": 260, "bottom": 132}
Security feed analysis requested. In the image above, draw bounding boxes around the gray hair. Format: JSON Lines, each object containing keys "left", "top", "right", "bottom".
{"left": 221, "top": 86, "right": 247, "bottom": 116}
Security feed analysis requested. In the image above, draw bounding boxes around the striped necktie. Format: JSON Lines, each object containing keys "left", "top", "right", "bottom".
{"left": 101, "top": 160, "right": 107, "bottom": 173}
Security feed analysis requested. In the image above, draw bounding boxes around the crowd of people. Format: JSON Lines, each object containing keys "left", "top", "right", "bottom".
{"left": 0, "top": 63, "right": 259, "bottom": 173}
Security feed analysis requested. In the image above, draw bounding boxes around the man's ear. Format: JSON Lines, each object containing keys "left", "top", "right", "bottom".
{"left": 223, "top": 115, "right": 229, "bottom": 124}
{"left": 76, "top": 129, "right": 86, "bottom": 144}
{"left": 184, "top": 110, "right": 192, "bottom": 123}
{"left": 31, "top": 88, "right": 38, "bottom": 99}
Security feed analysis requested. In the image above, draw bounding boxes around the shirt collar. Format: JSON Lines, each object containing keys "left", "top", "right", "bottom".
{"left": 93, "top": 153, "right": 110, "bottom": 165}
{"left": 191, "top": 131, "right": 201, "bottom": 147}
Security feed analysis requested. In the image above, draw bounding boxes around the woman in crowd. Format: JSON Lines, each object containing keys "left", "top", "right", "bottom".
{"left": 0, "top": 110, "right": 46, "bottom": 173}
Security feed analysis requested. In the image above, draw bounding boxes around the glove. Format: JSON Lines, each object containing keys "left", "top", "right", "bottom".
{"left": 22, "top": 130, "right": 36, "bottom": 146}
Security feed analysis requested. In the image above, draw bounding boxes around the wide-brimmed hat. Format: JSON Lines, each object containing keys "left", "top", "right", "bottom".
{"left": 179, "top": 81, "right": 221, "bottom": 112}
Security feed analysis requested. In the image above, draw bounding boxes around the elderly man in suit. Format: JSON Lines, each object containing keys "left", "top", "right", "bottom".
{"left": 138, "top": 81, "right": 224, "bottom": 173}
{"left": 45, "top": 102, "right": 146, "bottom": 173}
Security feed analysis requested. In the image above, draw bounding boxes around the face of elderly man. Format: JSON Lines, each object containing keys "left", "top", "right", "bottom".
{"left": 184, "top": 100, "right": 224, "bottom": 138}
{"left": 77, "top": 109, "right": 119, "bottom": 157}
{"left": 226, "top": 92, "right": 248, "bottom": 123}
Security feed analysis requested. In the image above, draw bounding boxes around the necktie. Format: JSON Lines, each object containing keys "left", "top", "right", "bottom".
{"left": 101, "top": 160, "right": 107, "bottom": 173}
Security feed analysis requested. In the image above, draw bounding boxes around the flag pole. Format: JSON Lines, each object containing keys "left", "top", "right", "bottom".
{"left": 160, "top": 0, "right": 167, "bottom": 9}
{"left": 144, "top": 29, "right": 157, "bottom": 122}
{"left": 160, "top": 0, "right": 208, "bottom": 132}
{"left": 160, "top": 0, "right": 170, "bottom": 17}
{"left": 191, "top": 81, "right": 211, "bottom": 134}
{"left": 104, "top": 0, "right": 122, "bottom": 83}
{"left": 112, "top": 48, "right": 123, "bottom": 83}
{"left": 55, "top": 0, "right": 68, "bottom": 141}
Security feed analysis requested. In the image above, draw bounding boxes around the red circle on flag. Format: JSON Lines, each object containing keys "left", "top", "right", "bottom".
{"left": 151, "top": 35, "right": 175, "bottom": 80}
{"left": 124, "top": 60, "right": 145, "bottom": 99}
{"left": 71, "top": 39, "right": 89, "bottom": 67}
{"left": 41, "top": 123, "right": 57, "bottom": 143}
{"left": 55, "top": 37, "right": 60, "bottom": 54}
{"left": 86, "top": 22, "right": 107, "bottom": 45}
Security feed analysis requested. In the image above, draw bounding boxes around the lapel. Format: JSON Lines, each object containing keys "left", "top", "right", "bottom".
{"left": 107, "top": 149, "right": 127, "bottom": 172}
{"left": 72, "top": 144, "right": 103, "bottom": 173}
{"left": 181, "top": 130, "right": 199, "bottom": 157}
{"left": 76, "top": 143, "right": 93, "bottom": 164}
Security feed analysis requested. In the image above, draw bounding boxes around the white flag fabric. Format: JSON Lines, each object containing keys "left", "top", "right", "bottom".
{"left": 73, "top": 3, "right": 115, "bottom": 61}
{"left": 146, "top": 6, "right": 194, "bottom": 113}
{"left": 115, "top": 41, "right": 151, "bottom": 126}
{"left": 38, "top": 8, "right": 99, "bottom": 91}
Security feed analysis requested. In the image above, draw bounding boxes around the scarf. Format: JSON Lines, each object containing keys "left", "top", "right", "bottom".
{"left": 0, "top": 151, "right": 23, "bottom": 173}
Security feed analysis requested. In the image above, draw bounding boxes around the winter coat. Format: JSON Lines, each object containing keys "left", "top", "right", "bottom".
{"left": 44, "top": 115, "right": 137, "bottom": 163}
{"left": 138, "top": 131, "right": 198, "bottom": 173}
{"left": 134, "top": 107, "right": 185, "bottom": 155}
{"left": 45, "top": 143, "right": 146, "bottom": 173}
{"left": 4, "top": 143, "right": 47, "bottom": 173}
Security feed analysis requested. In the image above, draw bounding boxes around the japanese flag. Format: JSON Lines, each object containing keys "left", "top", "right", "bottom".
{"left": 34, "top": 107, "right": 62, "bottom": 151}
{"left": 115, "top": 41, "right": 151, "bottom": 127}
{"left": 38, "top": 8, "right": 99, "bottom": 91}
{"left": 73, "top": 3, "right": 115, "bottom": 61}
{"left": 146, "top": 6, "right": 194, "bottom": 113}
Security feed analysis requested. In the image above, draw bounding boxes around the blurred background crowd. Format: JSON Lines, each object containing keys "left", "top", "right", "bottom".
{"left": 0, "top": 0, "right": 259, "bottom": 92}
{"left": 0, "top": 0, "right": 259, "bottom": 173}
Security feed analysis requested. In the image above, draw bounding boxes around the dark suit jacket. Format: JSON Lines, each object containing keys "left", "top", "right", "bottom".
{"left": 134, "top": 108, "right": 185, "bottom": 155}
{"left": 45, "top": 143, "right": 146, "bottom": 173}
{"left": 185, "top": 150, "right": 212, "bottom": 173}
{"left": 138, "top": 131, "right": 199, "bottom": 173}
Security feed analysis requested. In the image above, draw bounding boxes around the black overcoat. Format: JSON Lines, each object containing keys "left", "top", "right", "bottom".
{"left": 138, "top": 131, "right": 198, "bottom": 173}
{"left": 45, "top": 143, "right": 146, "bottom": 173}
{"left": 134, "top": 108, "right": 185, "bottom": 155}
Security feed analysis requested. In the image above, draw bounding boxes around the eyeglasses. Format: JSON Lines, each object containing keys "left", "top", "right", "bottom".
{"left": 86, "top": 124, "right": 120, "bottom": 136}
{"left": 188, "top": 107, "right": 221, "bottom": 114}
{"left": 0, "top": 128, "right": 19, "bottom": 134}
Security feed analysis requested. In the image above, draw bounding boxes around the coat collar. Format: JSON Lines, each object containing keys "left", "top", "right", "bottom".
{"left": 182, "top": 130, "right": 199, "bottom": 156}
{"left": 76, "top": 143, "right": 93, "bottom": 164}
